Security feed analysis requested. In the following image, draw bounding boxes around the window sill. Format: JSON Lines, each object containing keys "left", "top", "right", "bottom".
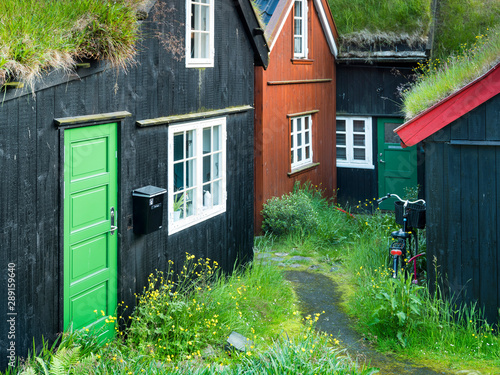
{"left": 291, "top": 58, "right": 314, "bottom": 65}
{"left": 288, "top": 162, "right": 320, "bottom": 177}
{"left": 336, "top": 163, "right": 374, "bottom": 170}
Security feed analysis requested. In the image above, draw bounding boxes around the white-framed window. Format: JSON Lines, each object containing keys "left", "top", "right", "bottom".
{"left": 290, "top": 115, "right": 313, "bottom": 171}
{"left": 168, "top": 117, "right": 226, "bottom": 234}
{"left": 293, "top": 0, "right": 308, "bottom": 58}
{"left": 185, "top": 0, "right": 214, "bottom": 68}
{"left": 336, "top": 116, "right": 373, "bottom": 169}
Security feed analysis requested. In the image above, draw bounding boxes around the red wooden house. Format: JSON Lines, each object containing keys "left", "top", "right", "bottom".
{"left": 396, "top": 63, "right": 500, "bottom": 324}
{"left": 253, "top": 0, "right": 338, "bottom": 232}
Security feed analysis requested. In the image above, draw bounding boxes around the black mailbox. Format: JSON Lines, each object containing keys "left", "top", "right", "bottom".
{"left": 132, "top": 185, "right": 167, "bottom": 234}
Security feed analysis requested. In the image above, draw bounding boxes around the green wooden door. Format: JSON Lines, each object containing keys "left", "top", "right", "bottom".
{"left": 64, "top": 123, "right": 118, "bottom": 338}
{"left": 377, "top": 118, "right": 417, "bottom": 210}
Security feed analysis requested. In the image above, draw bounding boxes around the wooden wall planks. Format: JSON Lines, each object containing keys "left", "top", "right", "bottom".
{"left": 0, "top": 0, "right": 257, "bottom": 368}
{"left": 425, "top": 95, "right": 500, "bottom": 325}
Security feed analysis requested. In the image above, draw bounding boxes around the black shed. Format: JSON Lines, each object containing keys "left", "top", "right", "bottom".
{"left": 396, "top": 63, "right": 500, "bottom": 325}
{"left": 0, "top": 0, "right": 268, "bottom": 369}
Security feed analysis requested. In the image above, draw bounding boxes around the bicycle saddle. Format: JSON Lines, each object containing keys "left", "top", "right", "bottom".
{"left": 391, "top": 229, "right": 411, "bottom": 239}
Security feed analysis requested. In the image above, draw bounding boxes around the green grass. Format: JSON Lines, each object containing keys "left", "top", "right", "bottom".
{"left": 258, "top": 184, "right": 500, "bottom": 373}
{"left": 327, "top": 0, "right": 432, "bottom": 47}
{"left": 327, "top": 0, "right": 432, "bottom": 36}
{"left": 433, "top": 0, "right": 500, "bottom": 59}
{"left": 7, "top": 254, "right": 371, "bottom": 375}
{"left": 402, "top": 28, "right": 500, "bottom": 119}
{"left": 0, "top": 0, "right": 141, "bottom": 87}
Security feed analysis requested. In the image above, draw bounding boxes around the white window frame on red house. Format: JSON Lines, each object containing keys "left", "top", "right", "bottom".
{"left": 336, "top": 116, "right": 374, "bottom": 169}
{"left": 168, "top": 117, "right": 226, "bottom": 234}
{"left": 293, "top": 0, "right": 308, "bottom": 58}
{"left": 186, "top": 0, "right": 215, "bottom": 68}
{"left": 290, "top": 114, "right": 313, "bottom": 171}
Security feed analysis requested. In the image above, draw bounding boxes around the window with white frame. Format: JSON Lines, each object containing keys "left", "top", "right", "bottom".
{"left": 290, "top": 115, "right": 313, "bottom": 170}
{"left": 168, "top": 117, "right": 226, "bottom": 234}
{"left": 186, "top": 0, "right": 214, "bottom": 68}
{"left": 293, "top": 0, "right": 308, "bottom": 58}
{"left": 336, "top": 116, "right": 373, "bottom": 169}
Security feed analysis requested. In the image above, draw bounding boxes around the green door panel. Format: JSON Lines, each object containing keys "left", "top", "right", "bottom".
{"left": 377, "top": 118, "right": 417, "bottom": 210}
{"left": 64, "top": 123, "right": 118, "bottom": 340}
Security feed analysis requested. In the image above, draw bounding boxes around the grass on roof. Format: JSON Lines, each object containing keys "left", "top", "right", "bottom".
{"left": 401, "top": 27, "right": 500, "bottom": 120}
{"left": 0, "top": 0, "right": 142, "bottom": 87}
{"left": 327, "top": 0, "right": 432, "bottom": 46}
{"left": 432, "top": 0, "right": 500, "bottom": 59}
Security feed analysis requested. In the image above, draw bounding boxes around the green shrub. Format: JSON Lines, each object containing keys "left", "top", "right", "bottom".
{"left": 261, "top": 188, "right": 319, "bottom": 237}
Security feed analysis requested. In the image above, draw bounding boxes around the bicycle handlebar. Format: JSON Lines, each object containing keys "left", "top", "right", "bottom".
{"left": 376, "top": 193, "right": 426, "bottom": 206}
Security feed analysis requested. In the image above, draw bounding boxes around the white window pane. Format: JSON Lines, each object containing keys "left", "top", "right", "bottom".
{"left": 201, "top": 4, "right": 209, "bottom": 31}
{"left": 174, "top": 162, "right": 184, "bottom": 191}
{"left": 337, "top": 147, "right": 346, "bottom": 160}
{"left": 337, "top": 133, "right": 346, "bottom": 146}
{"left": 203, "top": 128, "right": 211, "bottom": 154}
{"left": 297, "top": 148, "right": 302, "bottom": 161}
{"left": 295, "top": 1, "right": 302, "bottom": 17}
{"left": 174, "top": 133, "right": 184, "bottom": 161}
{"left": 353, "top": 148, "right": 365, "bottom": 160}
{"left": 212, "top": 152, "right": 221, "bottom": 179}
{"left": 186, "top": 188, "right": 196, "bottom": 217}
{"left": 213, "top": 125, "right": 220, "bottom": 151}
{"left": 305, "top": 131, "right": 309, "bottom": 144}
{"left": 305, "top": 146, "right": 310, "bottom": 159}
{"left": 200, "top": 33, "right": 209, "bottom": 59}
{"left": 186, "top": 130, "right": 195, "bottom": 157}
{"left": 212, "top": 179, "right": 221, "bottom": 205}
{"left": 297, "top": 133, "right": 302, "bottom": 146}
{"left": 186, "top": 159, "right": 196, "bottom": 187}
{"left": 336, "top": 120, "right": 346, "bottom": 132}
{"left": 203, "top": 155, "right": 211, "bottom": 183}
{"left": 294, "top": 37, "right": 302, "bottom": 54}
{"left": 297, "top": 117, "right": 302, "bottom": 131}
{"left": 353, "top": 134, "right": 365, "bottom": 146}
{"left": 353, "top": 120, "right": 365, "bottom": 132}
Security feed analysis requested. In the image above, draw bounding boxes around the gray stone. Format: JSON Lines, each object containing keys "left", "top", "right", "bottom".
{"left": 226, "top": 331, "right": 253, "bottom": 352}
{"left": 274, "top": 252, "right": 289, "bottom": 257}
{"left": 289, "top": 256, "right": 312, "bottom": 262}
{"left": 289, "top": 263, "right": 302, "bottom": 268}
{"left": 308, "top": 265, "right": 321, "bottom": 270}
{"left": 256, "top": 253, "right": 272, "bottom": 259}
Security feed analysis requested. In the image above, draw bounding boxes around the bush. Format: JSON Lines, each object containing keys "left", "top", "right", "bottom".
{"left": 261, "top": 189, "right": 319, "bottom": 237}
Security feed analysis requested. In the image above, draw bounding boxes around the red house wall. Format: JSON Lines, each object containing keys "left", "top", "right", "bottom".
{"left": 254, "top": 0, "right": 337, "bottom": 233}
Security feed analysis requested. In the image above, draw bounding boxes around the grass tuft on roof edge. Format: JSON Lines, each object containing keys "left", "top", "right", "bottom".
{"left": 0, "top": 0, "right": 143, "bottom": 89}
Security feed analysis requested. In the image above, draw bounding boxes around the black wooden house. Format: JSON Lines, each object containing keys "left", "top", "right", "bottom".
{"left": 335, "top": 41, "right": 428, "bottom": 208}
{"left": 396, "top": 63, "right": 500, "bottom": 325}
{"left": 0, "top": 0, "right": 268, "bottom": 368}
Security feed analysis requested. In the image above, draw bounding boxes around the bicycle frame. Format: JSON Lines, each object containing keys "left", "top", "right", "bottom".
{"left": 377, "top": 193, "right": 426, "bottom": 282}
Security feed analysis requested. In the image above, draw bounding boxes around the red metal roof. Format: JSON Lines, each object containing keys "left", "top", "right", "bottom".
{"left": 395, "top": 62, "right": 500, "bottom": 147}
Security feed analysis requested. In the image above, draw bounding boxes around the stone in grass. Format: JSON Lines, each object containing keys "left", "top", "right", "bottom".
{"left": 255, "top": 253, "right": 272, "bottom": 259}
{"left": 289, "top": 256, "right": 312, "bottom": 262}
{"left": 226, "top": 331, "right": 254, "bottom": 352}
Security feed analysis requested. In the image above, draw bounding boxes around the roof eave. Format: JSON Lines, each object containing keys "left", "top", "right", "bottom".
{"left": 395, "top": 63, "right": 500, "bottom": 147}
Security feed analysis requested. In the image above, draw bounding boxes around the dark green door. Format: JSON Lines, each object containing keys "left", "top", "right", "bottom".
{"left": 64, "top": 123, "right": 118, "bottom": 338}
{"left": 377, "top": 118, "right": 417, "bottom": 210}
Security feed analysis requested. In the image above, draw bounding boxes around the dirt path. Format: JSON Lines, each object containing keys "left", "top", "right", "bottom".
{"left": 285, "top": 270, "right": 454, "bottom": 375}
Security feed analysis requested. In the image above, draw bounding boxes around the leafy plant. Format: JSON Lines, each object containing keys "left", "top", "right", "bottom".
{"left": 261, "top": 183, "right": 320, "bottom": 237}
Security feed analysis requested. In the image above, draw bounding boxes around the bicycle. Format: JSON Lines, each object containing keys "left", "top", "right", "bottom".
{"left": 377, "top": 193, "right": 426, "bottom": 283}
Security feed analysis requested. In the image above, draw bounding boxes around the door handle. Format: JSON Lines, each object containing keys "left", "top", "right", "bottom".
{"left": 379, "top": 159, "right": 385, "bottom": 163}
{"left": 110, "top": 207, "right": 118, "bottom": 235}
